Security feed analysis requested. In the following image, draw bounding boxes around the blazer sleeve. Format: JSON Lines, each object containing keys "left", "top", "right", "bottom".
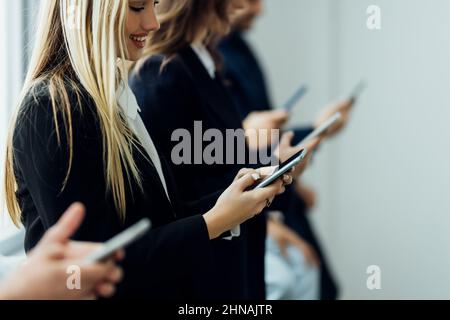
{"left": 181, "top": 190, "right": 223, "bottom": 218}
{"left": 12, "top": 85, "right": 213, "bottom": 296}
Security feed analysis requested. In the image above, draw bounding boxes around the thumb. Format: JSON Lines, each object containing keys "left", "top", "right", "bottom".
{"left": 41, "top": 203, "right": 86, "bottom": 245}
{"left": 271, "top": 110, "right": 289, "bottom": 121}
{"left": 251, "top": 180, "right": 283, "bottom": 202}
{"left": 339, "top": 99, "right": 353, "bottom": 111}
{"left": 235, "top": 172, "right": 261, "bottom": 191}
{"left": 256, "top": 166, "right": 277, "bottom": 177}
{"left": 301, "top": 137, "right": 321, "bottom": 153}
{"left": 235, "top": 168, "right": 256, "bottom": 181}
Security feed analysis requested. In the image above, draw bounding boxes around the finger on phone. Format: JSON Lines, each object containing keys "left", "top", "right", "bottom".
{"left": 236, "top": 171, "right": 261, "bottom": 191}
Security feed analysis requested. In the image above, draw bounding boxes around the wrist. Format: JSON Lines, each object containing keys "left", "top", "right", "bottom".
{"left": 268, "top": 211, "right": 285, "bottom": 224}
{"left": 203, "top": 208, "right": 224, "bottom": 240}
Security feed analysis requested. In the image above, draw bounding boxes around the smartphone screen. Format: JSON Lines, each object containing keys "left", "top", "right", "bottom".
{"left": 283, "top": 85, "right": 308, "bottom": 112}
{"left": 253, "top": 149, "right": 307, "bottom": 189}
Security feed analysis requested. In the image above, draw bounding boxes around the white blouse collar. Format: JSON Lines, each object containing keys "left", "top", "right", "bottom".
{"left": 117, "top": 81, "right": 141, "bottom": 120}
{"left": 190, "top": 43, "right": 216, "bottom": 79}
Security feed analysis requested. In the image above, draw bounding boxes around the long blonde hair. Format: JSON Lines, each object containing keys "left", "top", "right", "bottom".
{"left": 5, "top": 0, "right": 142, "bottom": 226}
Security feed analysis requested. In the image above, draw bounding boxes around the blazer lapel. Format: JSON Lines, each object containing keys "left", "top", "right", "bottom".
{"left": 133, "top": 141, "right": 176, "bottom": 216}
{"left": 179, "top": 46, "right": 243, "bottom": 130}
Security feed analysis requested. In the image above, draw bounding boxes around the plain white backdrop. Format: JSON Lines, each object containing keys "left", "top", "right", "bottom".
{"left": 0, "top": 0, "right": 26, "bottom": 241}
{"left": 249, "top": 0, "right": 450, "bottom": 299}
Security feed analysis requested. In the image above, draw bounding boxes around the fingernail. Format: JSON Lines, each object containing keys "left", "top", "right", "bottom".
{"left": 251, "top": 173, "right": 261, "bottom": 181}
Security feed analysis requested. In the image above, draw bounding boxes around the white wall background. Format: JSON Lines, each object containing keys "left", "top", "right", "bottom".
{"left": 0, "top": 0, "right": 38, "bottom": 239}
{"left": 249, "top": 0, "right": 450, "bottom": 299}
{"left": 0, "top": 0, "right": 26, "bottom": 239}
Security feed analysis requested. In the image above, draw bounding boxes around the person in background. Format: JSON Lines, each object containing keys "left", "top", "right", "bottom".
{"left": 219, "top": 0, "right": 355, "bottom": 299}
{"left": 0, "top": 203, "right": 123, "bottom": 300}
{"left": 130, "top": 0, "right": 320, "bottom": 300}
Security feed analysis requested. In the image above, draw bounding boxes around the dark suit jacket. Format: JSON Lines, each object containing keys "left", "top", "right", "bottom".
{"left": 130, "top": 46, "right": 291, "bottom": 299}
{"left": 12, "top": 80, "right": 216, "bottom": 299}
{"left": 218, "top": 31, "right": 313, "bottom": 145}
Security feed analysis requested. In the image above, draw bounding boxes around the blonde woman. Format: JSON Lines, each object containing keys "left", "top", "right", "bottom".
{"left": 4, "top": 0, "right": 290, "bottom": 299}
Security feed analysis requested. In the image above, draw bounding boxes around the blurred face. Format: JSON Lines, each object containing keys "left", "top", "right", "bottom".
{"left": 232, "top": 0, "right": 263, "bottom": 31}
{"left": 228, "top": 0, "right": 247, "bottom": 16}
{"left": 125, "top": 0, "right": 160, "bottom": 61}
{"left": 209, "top": 0, "right": 246, "bottom": 36}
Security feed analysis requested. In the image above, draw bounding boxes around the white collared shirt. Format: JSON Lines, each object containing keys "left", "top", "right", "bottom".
{"left": 117, "top": 82, "right": 171, "bottom": 202}
{"left": 190, "top": 43, "right": 241, "bottom": 240}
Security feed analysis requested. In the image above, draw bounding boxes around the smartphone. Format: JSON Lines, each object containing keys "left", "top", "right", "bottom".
{"left": 84, "top": 218, "right": 152, "bottom": 263}
{"left": 283, "top": 85, "right": 308, "bottom": 112}
{"left": 349, "top": 80, "right": 367, "bottom": 104}
{"left": 297, "top": 112, "right": 342, "bottom": 146}
{"left": 253, "top": 149, "right": 308, "bottom": 189}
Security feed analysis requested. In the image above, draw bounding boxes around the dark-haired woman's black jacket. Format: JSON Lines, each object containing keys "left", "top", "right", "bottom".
{"left": 130, "top": 46, "right": 291, "bottom": 299}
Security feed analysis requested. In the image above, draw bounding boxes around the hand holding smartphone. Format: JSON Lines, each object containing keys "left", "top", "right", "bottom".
{"left": 251, "top": 149, "right": 308, "bottom": 190}
{"left": 297, "top": 112, "right": 342, "bottom": 146}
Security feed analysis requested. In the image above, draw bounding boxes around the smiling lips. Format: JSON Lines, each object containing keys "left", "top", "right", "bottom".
{"left": 129, "top": 33, "right": 148, "bottom": 49}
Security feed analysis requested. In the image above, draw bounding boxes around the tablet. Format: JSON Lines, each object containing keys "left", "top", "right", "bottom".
{"left": 297, "top": 112, "right": 342, "bottom": 146}
{"left": 253, "top": 149, "right": 308, "bottom": 189}
{"left": 283, "top": 85, "right": 308, "bottom": 112}
{"left": 84, "top": 219, "right": 152, "bottom": 263}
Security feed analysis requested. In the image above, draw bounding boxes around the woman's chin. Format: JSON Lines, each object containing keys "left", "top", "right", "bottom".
{"left": 126, "top": 50, "right": 143, "bottom": 62}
